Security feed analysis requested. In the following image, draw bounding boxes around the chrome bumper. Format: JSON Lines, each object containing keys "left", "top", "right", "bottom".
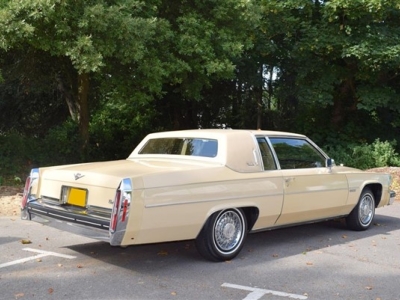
{"left": 21, "top": 200, "right": 110, "bottom": 242}
{"left": 389, "top": 190, "right": 396, "bottom": 205}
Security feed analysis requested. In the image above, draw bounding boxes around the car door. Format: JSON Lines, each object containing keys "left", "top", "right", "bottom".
{"left": 269, "top": 137, "right": 349, "bottom": 226}
{"left": 250, "top": 137, "right": 285, "bottom": 230}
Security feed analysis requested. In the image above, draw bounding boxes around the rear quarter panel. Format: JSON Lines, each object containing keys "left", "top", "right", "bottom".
{"left": 122, "top": 167, "right": 284, "bottom": 245}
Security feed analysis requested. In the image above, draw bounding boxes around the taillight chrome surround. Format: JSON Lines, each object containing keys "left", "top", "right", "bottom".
{"left": 21, "top": 168, "right": 39, "bottom": 209}
{"left": 21, "top": 168, "right": 39, "bottom": 219}
{"left": 109, "top": 178, "right": 132, "bottom": 245}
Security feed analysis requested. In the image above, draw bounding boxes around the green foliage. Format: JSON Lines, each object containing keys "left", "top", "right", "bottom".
{"left": 88, "top": 94, "right": 159, "bottom": 161}
{"left": 0, "top": 121, "right": 82, "bottom": 184}
{"left": 1, "top": 0, "right": 400, "bottom": 175}
{"left": 0, "top": 48, "right": 71, "bottom": 136}
{"left": 327, "top": 139, "right": 400, "bottom": 170}
{"left": 0, "top": 132, "right": 36, "bottom": 183}
{"left": 41, "top": 120, "right": 82, "bottom": 164}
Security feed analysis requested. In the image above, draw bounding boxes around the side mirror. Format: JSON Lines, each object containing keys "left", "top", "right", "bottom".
{"left": 326, "top": 158, "right": 333, "bottom": 167}
{"left": 326, "top": 158, "right": 334, "bottom": 173}
{"left": 326, "top": 158, "right": 335, "bottom": 170}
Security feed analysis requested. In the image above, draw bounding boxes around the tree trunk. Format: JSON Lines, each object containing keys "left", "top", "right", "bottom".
{"left": 77, "top": 72, "right": 90, "bottom": 151}
{"left": 256, "top": 64, "right": 263, "bottom": 130}
{"left": 56, "top": 72, "right": 80, "bottom": 121}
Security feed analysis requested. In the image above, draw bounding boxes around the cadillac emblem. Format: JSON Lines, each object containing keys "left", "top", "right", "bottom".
{"left": 74, "top": 173, "right": 85, "bottom": 180}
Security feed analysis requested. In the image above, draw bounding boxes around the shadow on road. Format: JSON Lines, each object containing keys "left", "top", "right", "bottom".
{"left": 64, "top": 209, "right": 400, "bottom": 274}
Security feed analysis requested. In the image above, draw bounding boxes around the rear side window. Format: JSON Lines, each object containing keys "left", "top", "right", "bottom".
{"left": 257, "top": 137, "right": 277, "bottom": 170}
{"left": 139, "top": 138, "right": 218, "bottom": 158}
{"left": 269, "top": 138, "right": 325, "bottom": 169}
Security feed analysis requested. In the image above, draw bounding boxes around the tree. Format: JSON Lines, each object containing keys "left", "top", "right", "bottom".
{"left": 0, "top": 0, "right": 167, "bottom": 149}
{"left": 153, "top": 0, "right": 258, "bottom": 130}
{"left": 254, "top": 0, "right": 400, "bottom": 143}
{"left": 0, "top": 0, "right": 257, "bottom": 153}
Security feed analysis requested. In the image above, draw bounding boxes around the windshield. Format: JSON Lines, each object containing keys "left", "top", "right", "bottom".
{"left": 139, "top": 138, "right": 218, "bottom": 158}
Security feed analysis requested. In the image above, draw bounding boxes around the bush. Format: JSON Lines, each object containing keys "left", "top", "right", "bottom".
{"left": 0, "top": 132, "right": 36, "bottom": 184}
{"left": 40, "top": 120, "right": 82, "bottom": 165}
{"left": 0, "top": 122, "right": 82, "bottom": 185}
{"left": 327, "top": 139, "right": 400, "bottom": 170}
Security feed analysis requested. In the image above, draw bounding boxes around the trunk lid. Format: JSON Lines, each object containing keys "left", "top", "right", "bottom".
{"left": 38, "top": 158, "right": 218, "bottom": 209}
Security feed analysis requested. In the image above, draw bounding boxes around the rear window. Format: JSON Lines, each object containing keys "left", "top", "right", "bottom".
{"left": 139, "top": 138, "right": 218, "bottom": 158}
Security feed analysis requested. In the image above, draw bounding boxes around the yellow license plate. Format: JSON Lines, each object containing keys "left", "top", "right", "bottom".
{"left": 67, "top": 188, "right": 87, "bottom": 207}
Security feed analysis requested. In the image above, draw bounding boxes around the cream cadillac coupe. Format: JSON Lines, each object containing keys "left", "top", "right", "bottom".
{"left": 21, "top": 129, "right": 395, "bottom": 261}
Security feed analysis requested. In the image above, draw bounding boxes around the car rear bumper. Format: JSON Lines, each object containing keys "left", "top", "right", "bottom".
{"left": 21, "top": 200, "right": 110, "bottom": 242}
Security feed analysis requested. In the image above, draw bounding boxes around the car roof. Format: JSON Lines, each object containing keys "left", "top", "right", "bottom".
{"left": 131, "top": 129, "right": 309, "bottom": 173}
{"left": 145, "top": 129, "right": 306, "bottom": 139}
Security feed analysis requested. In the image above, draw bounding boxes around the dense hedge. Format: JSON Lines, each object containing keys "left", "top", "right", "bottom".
{"left": 2, "top": 123, "right": 399, "bottom": 186}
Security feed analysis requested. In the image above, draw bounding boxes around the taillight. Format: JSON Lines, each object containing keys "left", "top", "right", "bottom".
{"left": 109, "top": 178, "right": 132, "bottom": 234}
{"left": 110, "top": 190, "right": 121, "bottom": 232}
{"left": 21, "top": 177, "right": 32, "bottom": 209}
{"left": 21, "top": 168, "right": 39, "bottom": 209}
{"left": 121, "top": 199, "right": 129, "bottom": 222}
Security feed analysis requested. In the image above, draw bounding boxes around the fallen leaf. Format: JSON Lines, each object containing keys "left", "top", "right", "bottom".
{"left": 48, "top": 288, "right": 54, "bottom": 294}
{"left": 77, "top": 264, "right": 83, "bottom": 268}
{"left": 272, "top": 254, "right": 279, "bottom": 258}
{"left": 365, "top": 286, "right": 373, "bottom": 290}
{"left": 36, "top": 259, "right": 42, "bottom": 262}
{"left": 157, "top": 250, "right": 168, "bottom": 256}
{"left": 306, "top": 262, "right": 313, "bottom": 266}
{"left": 171, "top": 291, "right": 177, "bottom": 296}
{"left": 21, "top": 239, "right": 31, "bottom": 244}
{"left": 14, "top": 293, "right": 24, "bottom": 299}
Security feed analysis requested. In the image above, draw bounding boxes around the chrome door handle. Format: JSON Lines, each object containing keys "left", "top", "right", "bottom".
{"left": 285, "top": 177, "right": 295, "bottom": 186}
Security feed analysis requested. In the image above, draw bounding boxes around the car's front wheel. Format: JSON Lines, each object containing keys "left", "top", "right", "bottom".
{"left": 346, "top": 188, "right": 375, "bottom": 231}
{"left": 195, "top": 208, "right": 248, "bottom": 262}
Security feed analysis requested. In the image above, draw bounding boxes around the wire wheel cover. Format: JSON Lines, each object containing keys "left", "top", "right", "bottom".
{"left": 213, "top": 210, "right": 244, "bottom": 253}
{"left": 359, "top": 193, "right": 374, "bottom": 225}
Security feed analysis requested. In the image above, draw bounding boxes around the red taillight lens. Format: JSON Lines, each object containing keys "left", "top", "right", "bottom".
{"left": 110, "top": 189, "right": 121, "bottom": 232}
{"left": 21, "top": 176, "right": 32, "bottom": 209}
{"left": 21, "top": 169, "right": 39, "bottom": 210}
{"left": 121, "top": 199, "right": 129, "bottom": 222}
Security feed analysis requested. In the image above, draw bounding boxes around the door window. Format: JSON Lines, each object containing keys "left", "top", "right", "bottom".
{"left": 269, "top": 138, "right": 325, "bottom": 169}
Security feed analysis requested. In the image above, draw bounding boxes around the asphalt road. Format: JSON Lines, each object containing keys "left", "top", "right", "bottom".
{"left": 1, "top": 203, "right": 400, "bottom": 300}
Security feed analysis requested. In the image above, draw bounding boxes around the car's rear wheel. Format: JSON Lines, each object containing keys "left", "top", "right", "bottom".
{"left": 195, "top": 208, "right": 248, "bottom": 262}
{"left": 346, "top": 188, "right": 375, "bottom": 231}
